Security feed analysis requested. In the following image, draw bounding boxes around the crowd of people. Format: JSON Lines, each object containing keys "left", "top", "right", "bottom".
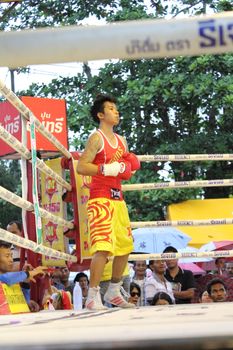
{"left": 0, "top": 218, "right": 233, "bottom": 312}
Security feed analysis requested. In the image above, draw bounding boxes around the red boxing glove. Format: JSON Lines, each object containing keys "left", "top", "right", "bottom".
{"left": 118, "top": 160, "right": 132, "bottom": 180}
{"left": 123, "top": 152, "right": 140, "bottom": 171}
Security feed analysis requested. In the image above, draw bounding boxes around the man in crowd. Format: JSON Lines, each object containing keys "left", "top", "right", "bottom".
{"left": 225, "top": 261, "right": 233, "bottom": 278}
{"left": 7, "top": 220, "right": 26, "bottom": 271}
{"left": 206, "top": 278, "right": 228, "bottom": 302}
{"left": 59, "top": 266, "right": 74, "bottom": 300}
{"left": 214, "top": 258, "right": 226, "bottom": 275}
{"left": 145, "top": 259, "right": 175, "bottom": 305}
{"left": 0, "top": 240, "right": 46, "bottom": 311}
{"left": 163, "top": 246, "right": 195, "bottom": 304}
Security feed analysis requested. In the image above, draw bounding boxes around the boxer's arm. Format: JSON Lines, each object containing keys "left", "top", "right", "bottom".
{"left": 77, "top": 132, "right": 102, "bottom": 176}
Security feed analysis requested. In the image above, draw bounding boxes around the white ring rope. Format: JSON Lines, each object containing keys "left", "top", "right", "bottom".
{"left": 128, "top": 250, "right": 233, "bottom": 261}
{"left": 122, "top": 179, "right": 233, "bottom": 192}
{"left": 0, "top": 124, "right": 31, "bottom": 159}
{"left": 0, "top": 80, "right": 72, "bottom": 159}
{"left": 138, "top": 154, "right": 233, "bottom": 162}
{"left": 131, "top": 218, "right": 233, "bottom": 228}
{"left": 0, "top": 12, "right": 233, "bottom": 68}
{"left": 0, "top": 124, "right": 72, "bottom": 191}
{"left": 0, "top": 227, "right": 76, "bottom": 262}
{"left": 0, "top": 185, "right": 74, "bottom": 229}
{"left": 36, "top": 159, "right": 71, "bottom": 191}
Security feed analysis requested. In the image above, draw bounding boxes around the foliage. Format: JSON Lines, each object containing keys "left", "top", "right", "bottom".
{"left": 0, "top": 160, "right": 21, "bottom": 227}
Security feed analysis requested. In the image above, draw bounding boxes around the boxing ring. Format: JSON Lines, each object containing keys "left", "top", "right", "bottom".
{"left": 0, "top": 10, "right": 233, "bottom": 350}
{"left": 1, "top": 303, "right": 233, "bottom": 350}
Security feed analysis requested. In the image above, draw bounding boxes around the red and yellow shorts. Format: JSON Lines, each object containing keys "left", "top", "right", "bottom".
{"left": 87, "top": 198, "right": 133, "bottom": 256}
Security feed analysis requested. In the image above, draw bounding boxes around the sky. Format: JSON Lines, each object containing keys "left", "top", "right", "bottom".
{"left": 0, "top": 0, "right": 158, "bottom": 92}
{"left": 0, "top": 61, "right": 105, "bottom": 93}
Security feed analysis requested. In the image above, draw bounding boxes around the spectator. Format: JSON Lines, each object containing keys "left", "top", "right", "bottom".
{"left": 50, "top": 268, "right": 65, "bottom": 290}
{"left": 0, "top": 240, "right": 46, "bottom": 312}
{"left": 163, "top": 246, "right": 195, "bottom": 304}
{"left": 59, "top": 266, "right": 74, "bottom": 300}
{"left": 7, "top": 220, "right": 26, "bottom": 271}
{"left": 214, "top": 258, "right": 226, "bottom": 275}
{"left": 151, "top": 292, "right": 173, "bottom": 306}
{"left": 145, "top": 260, "right": 175, "bottom": 305}
{"left": 225, "top": 261, "right": 233, "bottom": 278}
{"left": 206, "top": 278, "right": 228, "bottom": 302}
{"left": 74, "top": 272, "right": 89, "bottom": 308}
{"left": 131, "top": 260, "right": 147, "bottom": 306}
{"left": 199, "top": 290, "right": 213, "bottom": 303}
{"left": 128, "top": 282, "right": 141, "bottom": 306}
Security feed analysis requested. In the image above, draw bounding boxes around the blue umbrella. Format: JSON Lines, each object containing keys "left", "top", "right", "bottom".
{"left": 132, "top": 227, "right": 191, "bottom": 254}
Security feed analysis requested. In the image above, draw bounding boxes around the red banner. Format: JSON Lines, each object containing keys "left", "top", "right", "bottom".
{"left": 0, "top": 101, "right": 21, "bottom": 157}
{"left": 0, "top": 97, "right": 68, "bottom": 158}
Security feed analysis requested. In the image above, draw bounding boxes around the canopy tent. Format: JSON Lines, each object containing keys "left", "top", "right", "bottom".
{"left": 167, "top": 198, "right": 233, "bottom": 248}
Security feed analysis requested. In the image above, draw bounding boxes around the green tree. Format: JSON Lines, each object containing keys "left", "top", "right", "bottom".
{"left": 0, "top": 160, "right": 21, "bottom": 228}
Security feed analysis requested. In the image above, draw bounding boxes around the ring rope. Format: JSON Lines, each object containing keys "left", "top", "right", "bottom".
{"left": 128, "top": 250, "right": 233, "bottom": 261}
{"left": 0, "top": 227, "right": 76, "bottom": 262}
{"left": 30, "top": 111, "right": 43, "bottom": 244}
{"left": 0, "top": 124, "right": 31, "bottom": 158}
{"left": 122, "top": 179, "right": 233, "bottom": 192}
{"left": 0, "top": 79, "right": 72, "bottom": 159}
{"left": 131, "top": 218, "right": 233, "bottom": 228}
{"left": 0, "top": 185, "right": 74, "bottom": 229}
{"left": 138, "top": 154, "right": 233, "bottom": 162}
{"left": 0, "top": 12, "right": 232, "bottom": 68}
{"left": 0, "top": 124, "right": 71, "bottom": 190}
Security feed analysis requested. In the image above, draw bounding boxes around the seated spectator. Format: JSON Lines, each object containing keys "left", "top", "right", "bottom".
{"left": 128, "top": 282, "right": 141, "bottom": 306}
{"left": 7, "top": 220, "right": 27, "bottom": 271}
{"left": 74, "top": 272, "right": 89, "bottom": 308}
{"left": 206, "top": 278, "right": 228, "bottom": 302}
{"left": 59, "top": 266, "right": 74, "bottom": 301}
{"left": 50, "top": 268, "right": 65, "bottom": 290}
{"left": 163, "top": 246, "right": 195, "bottom": 304}
{"left": 199, "top": 290, "right": 213, "bottom": 303}
{"left": 145, "top": 260, "right": 175, "bottom": 305}
{"left": 225, "top": 261, "right": 233, "bottom": 278}
{"left": 151, "top": 292, "right": 173, "bottom": 306}
{"left": 131, "top": 260, "right": 147, "bottom": 306}
{"left": 214, "top": 258, "right": 226, "bottom": 276}
{"left": 0, "top": 240, "right": 46, "bottom": 312}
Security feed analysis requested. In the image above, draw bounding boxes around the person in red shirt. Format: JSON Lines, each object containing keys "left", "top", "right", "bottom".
{"left": 77, "top": 94, "right": 140, "bottom": 310}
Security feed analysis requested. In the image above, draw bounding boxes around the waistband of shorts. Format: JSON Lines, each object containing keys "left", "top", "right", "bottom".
{"left": 89, "top": 188, "right": 124, "bottom": 201}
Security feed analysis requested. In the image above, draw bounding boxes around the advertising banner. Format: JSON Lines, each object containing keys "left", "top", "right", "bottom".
{"left": 0, "top": 283, "right": 29, "bottom": 315}
{"left": 21, "top": 96, "right": 68, "bottom": 154}
{"left": 0, "top": 97, "right": 68, "bottom": 158}
{"left": 41, "top": 158, "right": 66, "bottom": 266}
{"left": 0, "top": 101, "right": 21, "bottom": 157}
{"left": 72, "top": 159, "right": 91, "bottom": 261}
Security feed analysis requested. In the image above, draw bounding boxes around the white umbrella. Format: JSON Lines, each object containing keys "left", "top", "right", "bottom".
{"left": 132, "top": 227, "right": 191, "bottom": 254}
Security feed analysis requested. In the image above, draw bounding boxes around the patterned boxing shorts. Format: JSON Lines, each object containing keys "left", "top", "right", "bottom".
{"left": 87, "top": 198, "right": 133, "bottom": 256}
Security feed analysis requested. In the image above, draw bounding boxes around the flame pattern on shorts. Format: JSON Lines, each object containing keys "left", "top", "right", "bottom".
{"left": 87, "top": 200, "right": 113, "bottom": 246}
